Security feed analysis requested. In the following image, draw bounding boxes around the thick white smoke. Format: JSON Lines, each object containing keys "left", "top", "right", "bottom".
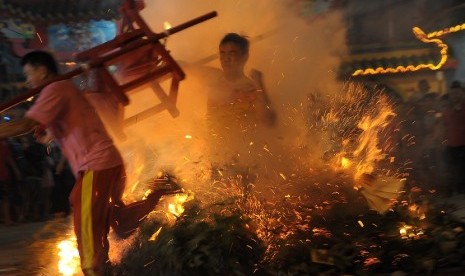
{"left": 117, "top": 0, "right": 348, "bottom": 196}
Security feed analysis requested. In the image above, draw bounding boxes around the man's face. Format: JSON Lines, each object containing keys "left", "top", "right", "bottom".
{"left": 23, "top": 63, "right": 46, "bottom": 88}
{"left": 219, "top": 42, "right": 247, "bottom": 74}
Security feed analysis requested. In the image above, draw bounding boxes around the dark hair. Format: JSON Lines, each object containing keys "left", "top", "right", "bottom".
{"left": 20, "top": 50, "right": 59, "bottom": 74}
{"left": 220, "top": 33, "right": 249, "bottom": 55}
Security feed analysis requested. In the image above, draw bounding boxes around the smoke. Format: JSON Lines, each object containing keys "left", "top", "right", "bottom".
{"left": 140, "top": 0, "right": 347, "bottom": 101}
{"left": 117, "top": 0, "right": 349, "bottom": 197}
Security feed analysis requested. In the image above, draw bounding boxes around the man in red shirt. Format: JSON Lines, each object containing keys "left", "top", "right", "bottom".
{"left": 0, "top": 51, "right": 181, "bottom": 275}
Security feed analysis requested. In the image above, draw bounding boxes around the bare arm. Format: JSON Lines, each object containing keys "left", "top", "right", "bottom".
{"left": 249, "top": 69, "right": 277, "bottom": 127}
{"left": 0, "top": 117, "right": 39, "bottom": 139}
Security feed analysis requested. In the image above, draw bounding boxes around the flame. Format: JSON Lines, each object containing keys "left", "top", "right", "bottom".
{"left": 167, "top": 193, "right": 190, "bottom": 217}
{"left": 125, "top": 150, "right": 146, "bottom": 198}
{"left": 340, "top": 156, "right": 351, "bottom": 168}
{"left": 149, "top": 227, "right": 163, "bottom": 241}
{"left": 399, "top": 225, "right": 411, "bottom": 236}
{"left": 56, "top": 193, "right": 192, "bottom": 274}
{"left": 328, "top": 87, "right": 404, "bottom": 213}
{"left": 57, "top": 235, "right": 80, "bottom": 276}
{"left": 353, "top": 105, "right": 394, "bottom": 180}
{"left": 399, "top": 224, "right": 424, "bottom": 239}
{"left": 163, "top": 21, "right": 172, "bottom": 30}
{"left": 408, "top": 203, "right": 427, "bottom": 220}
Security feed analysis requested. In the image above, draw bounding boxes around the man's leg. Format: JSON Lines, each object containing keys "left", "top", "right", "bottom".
{"left": 70, "top": 169, "right": 114, "bottom": 276}
{"left": 110, "top": 171, "right": 182, "bottom": 239}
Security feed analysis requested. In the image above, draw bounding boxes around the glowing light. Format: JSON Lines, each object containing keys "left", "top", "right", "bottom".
{"left": 427, "top": 22, "right": 465, "bottom": 38}
{"left": 36, "top": 32, "right": 42, "bottom": 43}
{"left": 185, "top": 134, "right": 192, "bottom": 139}
{"left": 399, "top": 224, "right": 424, "bottom": 239}
{"left": 353, "top": 105, "right": 395, "bottom": 180}
{"left": 149, "top": 227, "right": 163, "bottom": 241}
{"left": 352, "top": 26, "right": 449, "bottom": 76}
{"left": 57, "top": 235, "right": 80, "bottom": 276}
{"left": 331, "top": 88, "right": 404, "bottom": 214}
{"left": 340, "top": 156, "right": 351, "bottom": 168}
{"left": 126, "top": 150, "right": 146, "bottom": 197}
{"left": 363, "top": 257, "right": 381, "bottom": 267}
{"left": 408, "top": 203, "right": 426, "bottom": 220}
{"left": 167, "top": 193, "right": 190, "bottom": 217}
{"left": 163, "top": 21, "right": 172, "bottom": 30}
{"left": 399, "top": 225, "right": 410, "bottom": 236}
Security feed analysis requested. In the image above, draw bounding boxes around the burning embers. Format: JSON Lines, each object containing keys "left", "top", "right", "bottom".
{"left": 399, "top": 224, "right": 424, "bottom": 240}
{"left": 54, "top": 82, "right": 465, "bottom": 274}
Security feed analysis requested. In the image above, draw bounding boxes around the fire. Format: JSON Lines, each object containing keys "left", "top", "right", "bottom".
{"left": 57, "top": 235, "right": 80, "bottom": 276}
{"left": 56, "top": 192, "right": 191, "bottom": 275}
{"left": 399, "top": 224, "right": 424, "bottom": 239}
{"left": 332, "top": 89, "right": 395, "bottom": 181}
{"left": 408, "top": 203, "right": 427, "bottom": 220}
{"left": 353, "top": 105, "right": 394, "bottom": 180}
{"left": 121, "top": 148, "right": 148, "bottom": 200}
{"left": 167, "top": 192, "right": 190, "bottom": 217}
{"left": 399, "top": 225, "right": 411, "bottom": 236}
{"left": 325, "top": 85, "right": 404, "bottom": 214}
{"left": 149, "top": 227, "right": 163, "bottom": 241}
{"left": 340, "top": 156, "right": 351, "bottom": 168}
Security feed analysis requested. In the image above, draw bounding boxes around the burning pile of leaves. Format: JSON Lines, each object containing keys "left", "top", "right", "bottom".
{"left": 111, "top": 83, "right": 465, "bottom": 275}
{"left": 113, "top": 193, "right": 265, "bottom": 275}
{"left": 110, "top": 175, "right": 465, "bottom": 275}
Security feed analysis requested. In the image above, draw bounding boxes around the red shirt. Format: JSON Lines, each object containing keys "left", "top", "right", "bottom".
{"left": 26, "top": 80, "right": 123, "bottom": 174}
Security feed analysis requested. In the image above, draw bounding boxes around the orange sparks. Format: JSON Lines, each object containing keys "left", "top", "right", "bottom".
{"left": 399, "top": 224, "right": 424, "bottom": 239}
{"left": 36, "top": 32, "right": 43, "bottom": 43}
{"left": 163, "top": 21, "right": 172, "bottom": 30}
